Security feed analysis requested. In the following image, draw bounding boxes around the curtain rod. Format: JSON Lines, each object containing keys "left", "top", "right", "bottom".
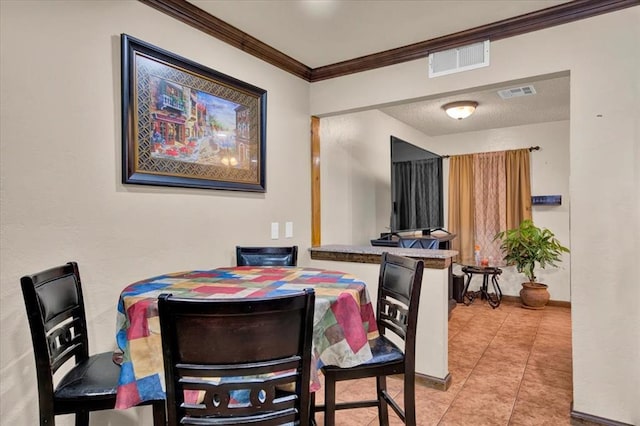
{"left": 441, "top": 146, "right": 540, "bottom": 159}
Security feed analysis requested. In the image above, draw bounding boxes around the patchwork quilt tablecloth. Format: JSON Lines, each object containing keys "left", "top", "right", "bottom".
{"left": 114, "top": 266, "right": 378, "bottom": 409}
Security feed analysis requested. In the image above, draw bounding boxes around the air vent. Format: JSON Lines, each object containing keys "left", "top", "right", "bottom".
{"left": 428, "top": 41, "right": 490, "bottom": 78}
{"left": 498, "top": 85, "right": 537, "bottom": 99}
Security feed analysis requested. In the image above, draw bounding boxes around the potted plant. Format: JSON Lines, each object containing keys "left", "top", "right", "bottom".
{"left": 495, "top": 219, "right": 569, "bottom": 309}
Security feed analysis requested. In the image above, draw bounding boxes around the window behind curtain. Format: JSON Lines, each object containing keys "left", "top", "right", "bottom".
{"left": 448, "top": 148, "right": 531, "bottom": 264}
{"left": 473, "top": 151, "right": 506, "bottom": 263}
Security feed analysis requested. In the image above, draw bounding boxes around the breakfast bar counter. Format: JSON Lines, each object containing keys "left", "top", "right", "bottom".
{"left": 309, "top": 244, "right": 458, "bottom": 390}
{"left": 309, "top": 244, "right": 456, "bottom": 269}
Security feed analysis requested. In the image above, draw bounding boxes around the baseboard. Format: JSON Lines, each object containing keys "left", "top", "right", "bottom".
{"left": 501, "top": 294, "right": 571, "bottom": 308}
{"left": 415, "top": 372, "right": 452, "bottom": 391}
{"left": 500, "top": 295, "right": 520, "bottom": 304}
{"left": 547, "top": 299, "right": 571, "bottom": 308}
{"left": 570, "top": 405, "right": 634, "bottom": 426}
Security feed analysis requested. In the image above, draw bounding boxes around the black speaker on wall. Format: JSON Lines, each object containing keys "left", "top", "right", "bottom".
{"left": 532, "top": 195, "right": 562, "bottom": 205}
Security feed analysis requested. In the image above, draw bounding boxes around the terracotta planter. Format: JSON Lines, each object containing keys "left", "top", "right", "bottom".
{"left": 520, "top": 282, "right": 549, "bottom": 309}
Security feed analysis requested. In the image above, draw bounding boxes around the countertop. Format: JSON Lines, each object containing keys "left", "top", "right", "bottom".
{"left": 309, "top": 244, "right": 458, "bottom": 269}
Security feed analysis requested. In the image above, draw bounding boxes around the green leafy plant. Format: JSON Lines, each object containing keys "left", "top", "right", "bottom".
{"left": 495, "top": 219, "right": 569, "bottom": 283}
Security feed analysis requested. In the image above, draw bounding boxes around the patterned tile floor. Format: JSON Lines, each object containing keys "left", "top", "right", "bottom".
{"left": 313, "top": 300, "right": 573, "bottom": 425}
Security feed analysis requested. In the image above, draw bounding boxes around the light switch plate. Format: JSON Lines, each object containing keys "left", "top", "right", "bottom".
{"left": 271, "top": 222, "right": 279, "bottom": 239}
{"left": 285, "top": 222, "right": 293, "bottom": 238}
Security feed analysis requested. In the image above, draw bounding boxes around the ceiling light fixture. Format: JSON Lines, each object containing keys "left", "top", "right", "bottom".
{"left": 443, "top": 101, "right": 478, "bottom": 120}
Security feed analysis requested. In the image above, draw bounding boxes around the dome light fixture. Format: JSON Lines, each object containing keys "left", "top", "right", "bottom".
{"left": 443, "top": 101, "right": 478, "bottom": 120}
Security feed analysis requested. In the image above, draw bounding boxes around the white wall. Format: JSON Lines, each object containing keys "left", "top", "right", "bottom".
{"left": 0, "top": 1, "right": 311, "bottom": 425}
{"left": 311, "top": 9, "right": 640, "bottom": 425}
{"left": 320, "top": 109, "right": 433, "bottom": 245}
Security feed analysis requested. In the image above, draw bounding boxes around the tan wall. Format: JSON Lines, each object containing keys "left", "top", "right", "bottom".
{"left": 320, "top": 109, "right": 433, "bottom": 245}
{"left": 0, "top": 1, "right": 311, "bottom": 425}
{"left": 320, "top": 110, "right": 571, "bottom": 300}
{"left": 310, "top": 9, "right": 640, "bottom": 425}
{"left": 2, "top": 1, "right": 638, "bottom": 424}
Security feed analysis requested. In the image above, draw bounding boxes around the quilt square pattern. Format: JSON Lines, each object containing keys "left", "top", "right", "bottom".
{"left": 114, "top": 266, "right": 378, "bottom": 408}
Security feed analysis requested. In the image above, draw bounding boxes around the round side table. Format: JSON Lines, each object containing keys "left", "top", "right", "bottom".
{"left": 461, "top": 265, "right": 503, "bottom": 308}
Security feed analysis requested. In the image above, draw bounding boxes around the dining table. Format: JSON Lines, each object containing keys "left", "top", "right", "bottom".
{"left": 114, "top": 265, "right": 378, "bottom": 409}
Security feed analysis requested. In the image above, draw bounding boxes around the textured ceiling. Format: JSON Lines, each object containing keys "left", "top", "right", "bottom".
{"left": 380, "top": 73, "right": 570, "bottom": 136}
{"left": 186, "top": 0, "right": 571, "bottom": 135}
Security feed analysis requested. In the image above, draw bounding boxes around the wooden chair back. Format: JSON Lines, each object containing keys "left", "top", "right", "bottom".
{"left": 398, "top": 237, "right": 439, "bottom": 249}
{"left": 159, "top": 289, "right": 315, "bottom": 426}
{"left": 376, "top": 252, "right": 424, "bottom": 364}
{"left": 20, "top": 262, "right": 170, "bottom": 426}
{"left": 236, "top": 246, "right": 298, "bottom": 266}
{"left": 315, "top": 253, "right": 424, "bottom": 425}
{"left": 21, "top": 262, "right": 93, "bottom": 422}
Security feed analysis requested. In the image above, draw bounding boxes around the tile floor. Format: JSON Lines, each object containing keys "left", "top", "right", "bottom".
{"left": 313, "top": 299, "right": 573, "bottom": 425}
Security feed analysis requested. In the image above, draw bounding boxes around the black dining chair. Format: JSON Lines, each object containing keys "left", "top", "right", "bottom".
{"left": 398, "top": 237, "right": 440, "bottom": 249}
{"left": 20, "top": 261, "right": 166, "bottom": 426}
{"left": 158, "top": 288, "right": 315, "bottom": 426}
{"left": 236, "top": 245, "right": 298, "bottom": 266}
{"left": 313, "top": 252, "right": 424, "bottom": 426}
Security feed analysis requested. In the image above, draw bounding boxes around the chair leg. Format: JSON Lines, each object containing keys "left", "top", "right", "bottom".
{"left": 309, "top": 392, "right": 316, "bottom": 425}
{"left": 75, "top": 410, "right": 89, "bottom": 426}
{"left": 404, "top": 374, "right": 416, "bottom": 426}
{"left": 324, "top": 374, "right": 336, "bottom": 426}
{"left": 376, "top": 376, "right": 390, "bottom": 426}
{"left": 39, "top": 409, "right": 55, "bottom": 426}
{"left": 152, "top": 400, "right": 167, "bottom": 426}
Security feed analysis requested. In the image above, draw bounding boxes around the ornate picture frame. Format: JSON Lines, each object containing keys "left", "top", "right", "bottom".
{"left": 121, "top": 34, "right": 267, "bottom": 192}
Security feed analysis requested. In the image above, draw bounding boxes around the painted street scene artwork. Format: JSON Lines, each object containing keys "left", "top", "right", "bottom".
{"left": 148, "top": 76, "right": 253, "bottom": 169}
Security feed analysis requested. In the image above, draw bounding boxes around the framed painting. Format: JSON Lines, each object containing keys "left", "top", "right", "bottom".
{"left": 121, "top": 34, "right": 267, "bottom": 192}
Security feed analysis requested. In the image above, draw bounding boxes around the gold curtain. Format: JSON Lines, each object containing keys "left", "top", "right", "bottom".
{"left": 473, "top": 151, "right": 507, "bottom": 264}
{"left": 447, "top": 154, "right": 474, "bottom": 264}
{"left": 448, "top": 149, "right": 532, "bottom": 264}
{"left": 506, "top": 149, "right": 532, "bottom": 229}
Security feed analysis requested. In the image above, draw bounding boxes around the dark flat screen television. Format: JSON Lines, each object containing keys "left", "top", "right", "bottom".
{"left": 390, "top": 136, "right": 444, "bottom": 234}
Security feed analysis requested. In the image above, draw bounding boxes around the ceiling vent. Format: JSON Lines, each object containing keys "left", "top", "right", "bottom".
{"left": 428, "top": 40, "right": 490, "bottom": 78}
{"left": 498, "top": 85, "right": 537, "bottom": 99}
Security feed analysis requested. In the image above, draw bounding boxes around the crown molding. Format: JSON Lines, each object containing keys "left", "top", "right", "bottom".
{"left": 140, "top": 0, "right": 639, "bottom": 82}
{"left": 139, "top": 0, "right": 312, "bottom": 80}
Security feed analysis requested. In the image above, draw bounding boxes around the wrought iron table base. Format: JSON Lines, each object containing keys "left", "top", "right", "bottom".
{"left": 461, "top": 266, "right": 503, "bottom": 309}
